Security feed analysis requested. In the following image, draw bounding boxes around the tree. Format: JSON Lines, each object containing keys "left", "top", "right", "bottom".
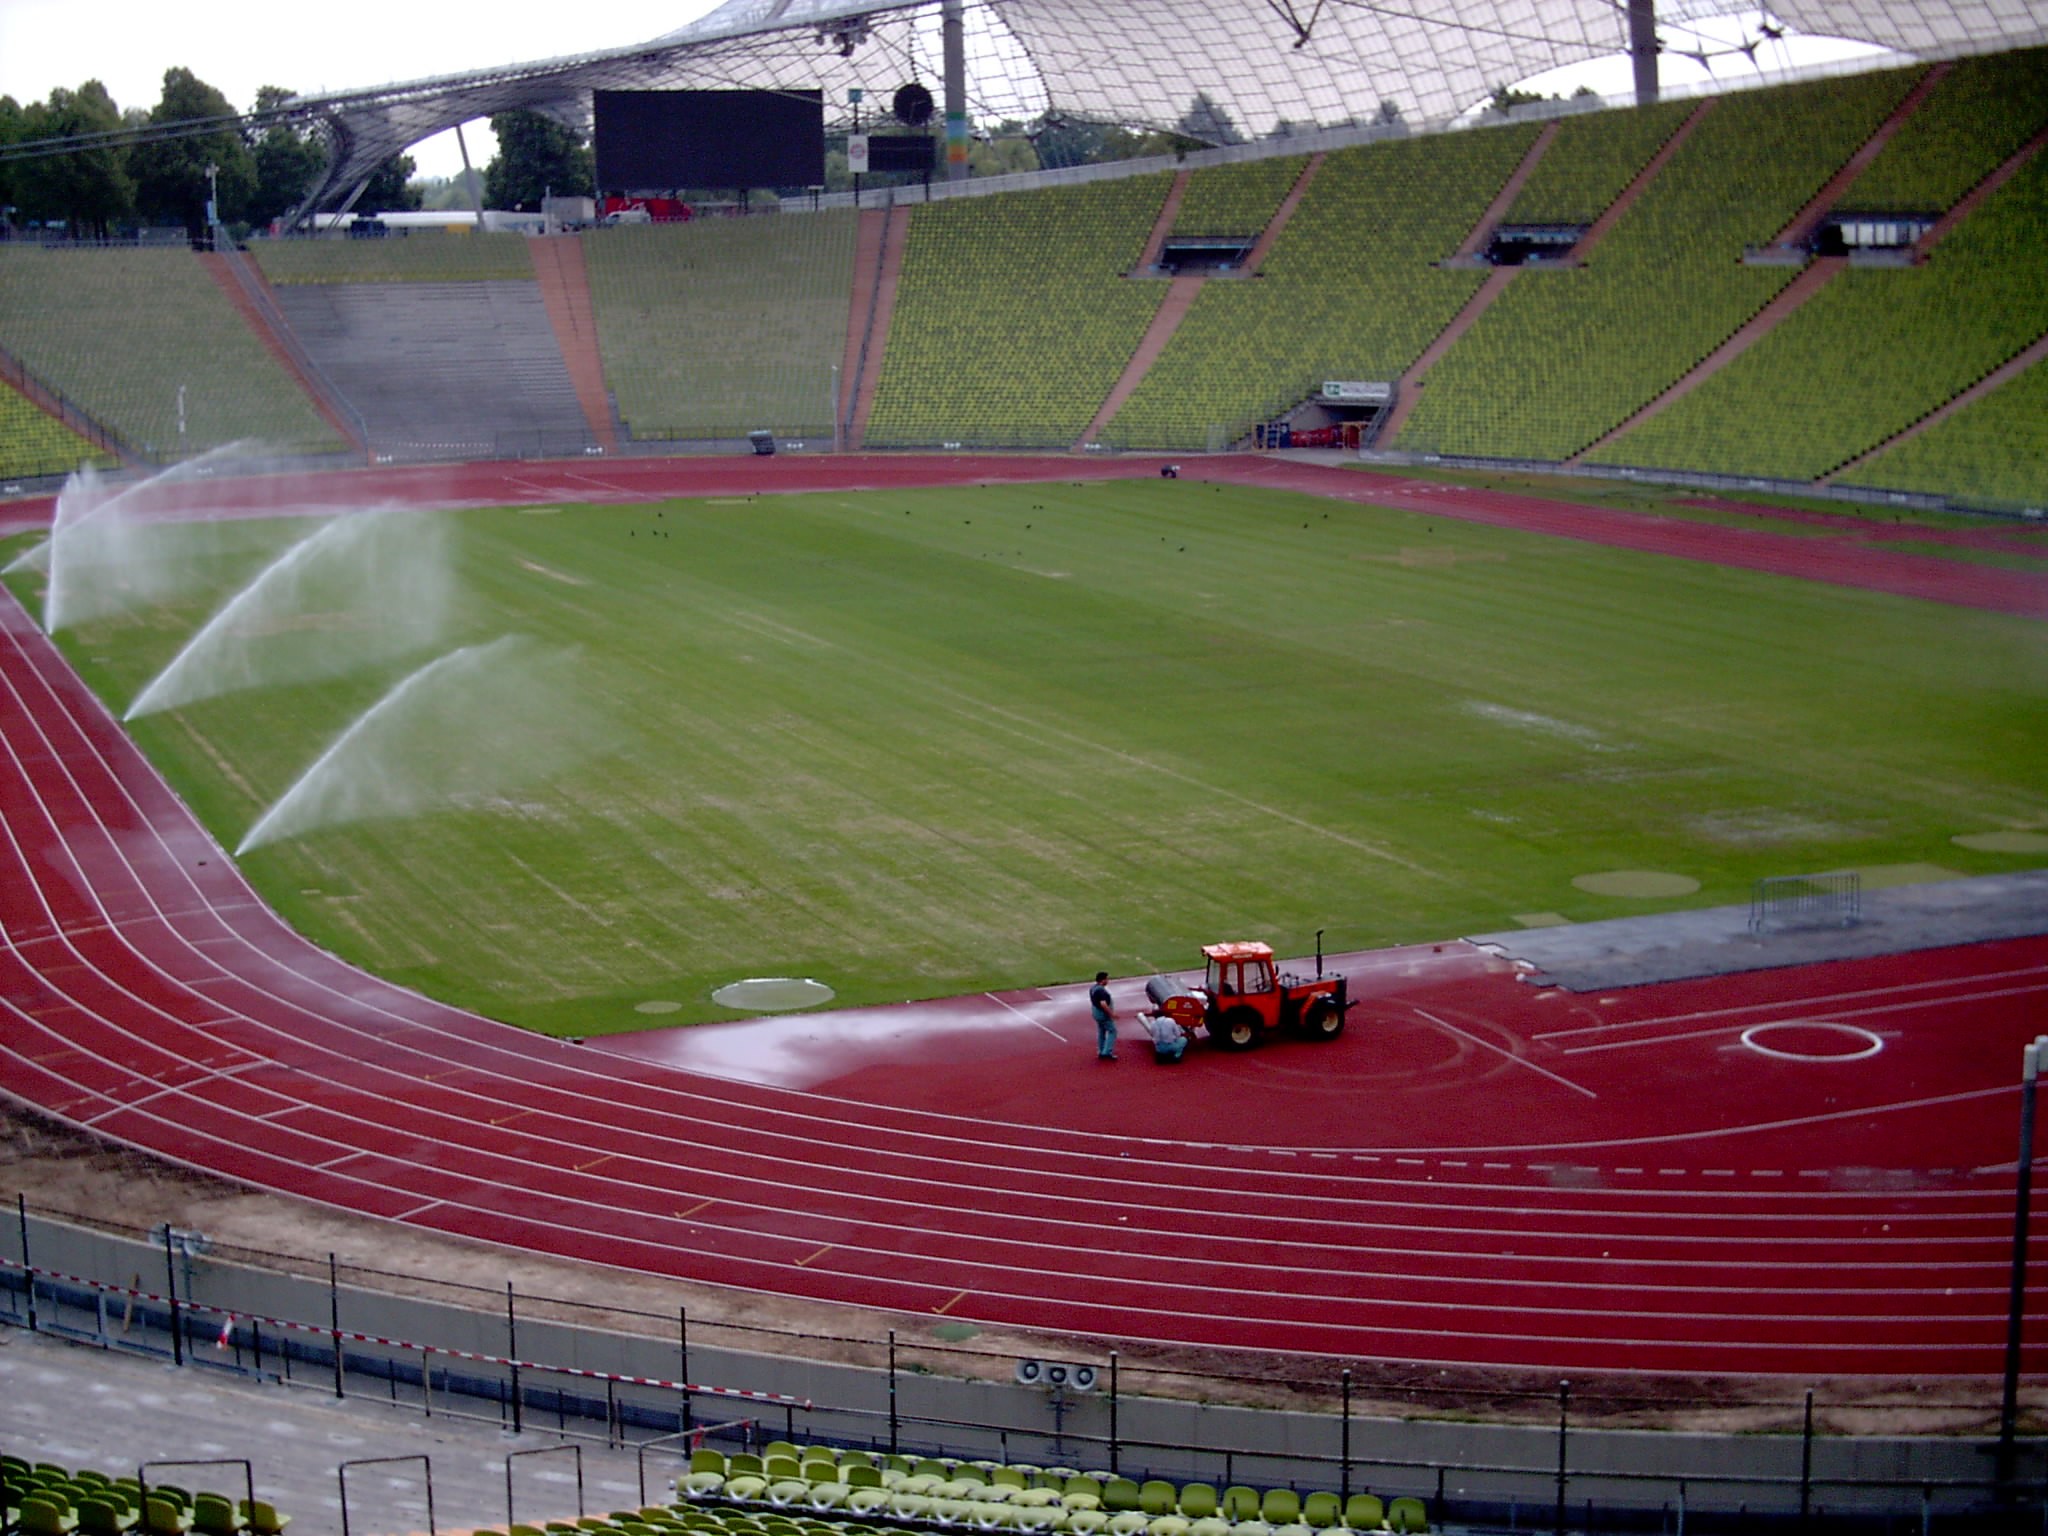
{"left": 968, "top": 122, "right": 1038, "bottom": 178}
{"left": 245, "top": 85, "right": 327, "bottom": 228}
{"left": 10, "top": 81, "right": 135, "bottom": 237}
{"left": 1031, "top": 115, "right": 1194, "bottom": 169}
{"left": 0, "top": 95, "right": 23, "bottom": 223}
{"left": 1487, "top": 83, "right": 1554, "bottom": 115}
{"left": 1176, "top": 91, "right": 1244, "bottom": 146}
{"left": 356, "top": 154, "right": 423, "bottom": 212}
{"left": 483, "top": 110, "right": 592, "bottom": 210}
{"left": 129, "top": 67, "right": 257, "bottom": 233}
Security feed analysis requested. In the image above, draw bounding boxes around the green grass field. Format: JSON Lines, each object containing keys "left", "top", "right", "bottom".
{"left": 10, "top": 475, "right": 2047, "bottom": 1036}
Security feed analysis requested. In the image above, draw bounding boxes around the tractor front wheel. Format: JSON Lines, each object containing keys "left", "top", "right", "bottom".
{"left": 1212, "top": 1006, "right": 1265, "bottom": 1051}
{"left": 1298, "top": 995, "right": 1345, "bottom": 1041}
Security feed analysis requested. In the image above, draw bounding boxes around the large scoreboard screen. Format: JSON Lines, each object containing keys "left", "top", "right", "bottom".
{"left": 594, "top": 90, "right": 825, "bottom": 190}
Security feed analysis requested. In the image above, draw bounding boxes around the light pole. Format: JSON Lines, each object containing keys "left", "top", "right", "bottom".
{"left": 204, "top": 162, "right": 219, "bottom": 249}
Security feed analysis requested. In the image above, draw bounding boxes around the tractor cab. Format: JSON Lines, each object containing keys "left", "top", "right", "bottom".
{"left": 1204, "top": 942, "right": 1277, "bottom": 999}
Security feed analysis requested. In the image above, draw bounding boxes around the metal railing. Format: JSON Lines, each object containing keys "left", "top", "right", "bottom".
{"left": 2, "top": 1194, "right": 2041, "bottom": 1534}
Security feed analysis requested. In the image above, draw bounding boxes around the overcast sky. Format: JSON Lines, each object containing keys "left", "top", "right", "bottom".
{"left": 2, "top": 0, "right": 1895, "bottom": 183}
{"left": 0, "top": 0, "right": 723, "bottom": 177}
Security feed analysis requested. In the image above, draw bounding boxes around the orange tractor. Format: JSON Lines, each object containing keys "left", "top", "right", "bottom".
{"left": 1142, "top": 936, "right": 1351, "bottom": 1052}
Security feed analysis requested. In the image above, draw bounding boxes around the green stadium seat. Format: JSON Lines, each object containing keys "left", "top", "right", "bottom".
{"left": 1340, "top": 1496, "right": 1384, "bottom": 1531}
{"left": 1384, "top": 1500, "right": 1427, "bottom": 1534}
{"left": 1220, "top": 1489, "right": 1261, "bottom": 1523}
{"left": 1300, "top": 1494, "right": 1341, "bottom": 1529}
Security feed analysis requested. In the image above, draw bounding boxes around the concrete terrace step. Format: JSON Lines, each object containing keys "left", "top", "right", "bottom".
{"left": 273, "top": 281, "right": 592, "bottom": 448}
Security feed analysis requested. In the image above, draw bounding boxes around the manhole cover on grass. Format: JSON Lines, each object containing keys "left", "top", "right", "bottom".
{"left": 1953, "top": 830, "right": 2048, "bottom": 853}
{"left": 633, "top": 1000, "right": 684, "bottom": 1015}
{"left": 930, "top": 1321, "right": 980, "bottom": 1342}
{"left": 712, "top": 977, "right": 836, "bottom": 1011}
{"left": 1571, "top": 870, "right": 1701, "bottom": 898}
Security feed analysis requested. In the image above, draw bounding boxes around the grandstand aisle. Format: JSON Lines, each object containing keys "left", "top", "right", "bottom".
{"left": 272, "top": 282, "right": 590, "bottom": 457}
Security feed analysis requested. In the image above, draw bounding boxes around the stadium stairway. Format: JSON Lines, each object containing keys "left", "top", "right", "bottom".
{"left": 1590, "top": 117, "right": 2048, "bottom": 474}
{"left": 1133, "top": 169, "right": 1192, "bottom": 271}
{"left": 273, "top": 280, "right": 593, "bottom": 458}
{"left": 1236, "top": 152, "right": 1323, "bottom": 273}
{"left": 1909, "top": 120, "right": 2048, "bottom": 260}
{"left": 1076, "top": 272, "right": 1204, "bottom": 447}
{"left": 528, "top": 235, "right": 620, "bottom": 451}
{"left": 1375, "top": 125, "right": 1562, "bottom": 443}
{"left": 1565, "top": 254, "right": 1848, "bottom": 464}
{"left": 1764, "top": 62, "right": 1951, "bottom": 254}
{"left": 844, "top": 205, "right": 908, "bottom": 449}
{"left": 1822, "top": 327, "right": 2048, "bottom": 483}
{"left": 198, "top": 250, "right": 366, "bottom": 455}
{"left": 1447, "top": 119, "right": 1562, "bottom": 262}
{"left": 1372, "top": 266, "right": 1518, "bottom": 443}
{"left": 1076, "top": 155, "right": 1328, "bottom": 449}
{"left": 1558, "top": 97, "right": 1716, "bottom": 265}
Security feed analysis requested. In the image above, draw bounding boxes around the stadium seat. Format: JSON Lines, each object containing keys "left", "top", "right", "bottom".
{"left": 1100, "top": 1481, "right": 1141, "bottom": 1514}
{"left": 1384, "top": 1501, "right": 1428, "bottom": 1534}
{"left": 75, "top": 1499, "right": 137, "bottom": 1536}
{"left": 1177, "top": 1487, "right": 1219, "bottom": 1521}
{"left": 1260, "top": 1493, "right": 1300, "bottom": 1526}
{"left": 22, "top": 1498, "right": 81, "bottom": 1536}
{"left": 1300, "top": 1494, "right": 1341, "bottom": 1529}
{"left": 1340, "top": 1496, "right": 1385, "bottom": 1531}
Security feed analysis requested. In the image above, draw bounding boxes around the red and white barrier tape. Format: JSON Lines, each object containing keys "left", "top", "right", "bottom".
{"left": 1, "top": 1257, "right": 809, "bottom": 1407}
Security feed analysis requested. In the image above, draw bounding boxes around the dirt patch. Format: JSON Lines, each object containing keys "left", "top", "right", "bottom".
{"left": 0, "top": 1103, "right": 2027, "bottom": 1438}
{"left": 1956, "top": 830, "right": 2048, "bottom": 853}
{"left": 1571, "top": 870, "right": 1701, "bottom": 898}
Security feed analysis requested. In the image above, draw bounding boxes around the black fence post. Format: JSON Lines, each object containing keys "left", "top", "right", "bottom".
{"left": 1341, "top": 1369, "right": 1353, "bottom": 1503}
{"left": 1555, "top": 1381, "right": 1570, "bottom": 1536}
{"left": 163, "top": 1224, "right": 184, "bottom": 1367}
{"left": 329, "top": 1252, "right": 344, "bottom": 1399}
{"left": 17, "top": 1193, "right": 35, "bottom": 1333}
{"left": 888, "top": 1330, "right": 899, "bottom": 1455}
{"left": 1109, "top": 1352, "right": 1120, "bottom": 1475}
{"left": 507, "top": 1280, "right": 523, "bottom": 1435}
{"left": 680, "top": 1306, "right": 692, "bottom": 1438}
{"left": 1799, "top": 1390, "right": 1814, "bottom": 1530}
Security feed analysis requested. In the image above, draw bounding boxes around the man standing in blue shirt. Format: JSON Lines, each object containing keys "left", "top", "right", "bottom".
{"left": 1090, "top": 971, "right": 1117, "bottom": 1061}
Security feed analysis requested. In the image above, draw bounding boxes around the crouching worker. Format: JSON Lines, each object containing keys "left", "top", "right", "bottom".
{"left": 1144, "top": 1007, "right": 1188, "bottom": 1064}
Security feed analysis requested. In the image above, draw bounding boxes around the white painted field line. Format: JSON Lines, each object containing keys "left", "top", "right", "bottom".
{"left": 932, "top": 683, "right": 1437, "bottom": 876}
{"left": 1557, "top": 980, "right": 2048, "bottom": 1057}
{"left": 986, "top": 992, "right": 1065, "bottom": 1039}
{"left": 1533, "top": 961, "right": 2048, "bottom": 1043}
{"left": 1413, "top": 1008, "right": 1598, "bottom": 1099}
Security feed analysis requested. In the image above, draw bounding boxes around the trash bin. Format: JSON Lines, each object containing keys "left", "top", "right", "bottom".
{"left": 747, "top": 430, "right": 776, "bottom": 456}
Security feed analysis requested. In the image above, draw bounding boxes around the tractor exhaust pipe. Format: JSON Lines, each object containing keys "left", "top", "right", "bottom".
{"left": 1316, "top": 928, "right": 1324, "bottom": 978}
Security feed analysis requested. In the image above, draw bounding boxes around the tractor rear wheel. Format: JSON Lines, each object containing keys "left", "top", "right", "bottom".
{"left": 1298, "top": 995, "right": 1345, "bottom": 1041}
{"left": 1212, "top": 1006, "right": 1264, "bottom": 1051}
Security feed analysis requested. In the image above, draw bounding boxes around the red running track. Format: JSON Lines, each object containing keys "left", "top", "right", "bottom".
{"left": 4, "top": 453, "right": 2047, "bottom": 1377}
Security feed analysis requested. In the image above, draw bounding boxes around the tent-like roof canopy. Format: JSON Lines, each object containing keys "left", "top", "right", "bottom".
{"left": 285, "top": 0, "right": 2047, "bottom": 211}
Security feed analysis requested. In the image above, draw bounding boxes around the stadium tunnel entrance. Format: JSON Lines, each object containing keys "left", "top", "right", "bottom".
{"left": 1253, "top": 380, "right": 1393, "bottom": 450}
